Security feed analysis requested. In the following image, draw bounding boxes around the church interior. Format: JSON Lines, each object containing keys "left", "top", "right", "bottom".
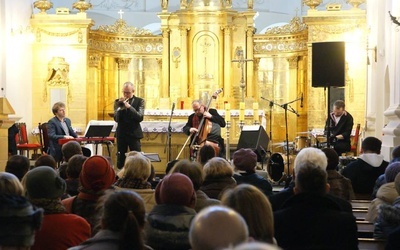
{"left": 1, "top": 0, "right": 399, "bottom": 175}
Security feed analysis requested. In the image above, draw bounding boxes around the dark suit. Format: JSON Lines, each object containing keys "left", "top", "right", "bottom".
{"left": 325, "top": 111, "right": 354, "bottom": 156}
{"left": 114, "top": 96, "right": 145, "bottom": 169}
{"left": 47, "top": 117, "right": 77, "bottom": 162}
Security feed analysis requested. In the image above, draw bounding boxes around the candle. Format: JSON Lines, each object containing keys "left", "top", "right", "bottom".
{"left": 225, "top": 103, "right": 231, "bottom": 122}
{"left": 253, "top": 102, "right": 259, "bottom": 122}
{"left": 239, "top": 102, "right": 245, "bottom": 121}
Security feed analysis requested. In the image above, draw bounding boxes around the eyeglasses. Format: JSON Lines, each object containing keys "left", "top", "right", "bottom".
{"left": 123, "top": 91, "right": 132, "bottom": 94}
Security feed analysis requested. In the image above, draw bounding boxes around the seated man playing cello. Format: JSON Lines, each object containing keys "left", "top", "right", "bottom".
{"left": 183, "top": 99, "right": 226, "bottom": 160}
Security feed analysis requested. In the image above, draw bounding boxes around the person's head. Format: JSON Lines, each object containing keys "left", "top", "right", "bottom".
{"left": 0, "top": 172, "right": 24, "bottom": 196}
{"left": 192, "top": 100, "right": 205, "bottom": 117}
{"left": 165, "top": 159, "right": 179, "bottom": 174}
{"left": 33, "top": 155, "right": 57, "bottom": 169}
{"left": 233, "top": 148, "right": 258, "bottom": 173}
{"left": 321, "top": 148, "right": 339, "bottom": 171}
{"left": 332, "top": 100, "right": 345, "bottom": 117}
{"left": 66, "top": 154, "right": 87, "bottom": 179}
{"left": 5, "top": 155, "right": 30, "bottom": 181}
{"left": 61, "top": 141, "right": 83, "bottom": 162}
{"left": 391, "top": 145, "right": 400, "bottom": 162}
{"left": 189, "top": 205, "right": 249, "bottom": 250}
{"left": 224, "top": 242, "right": 282, "bottom": 250}
{"left": 155, "top": 173, "right": 196, "bottom": 208}
{"left": 101, "top": 190, "right": 146, "bottom": 250}
{"left": 221, "top": 184, "right": 274, "bottom": 244}
{"left": 122, "top": 82, "right": 135, "bottom": 99}
{"left": 294, "top": 148, "right": 327, "bottom": 176}
{"left": 51, "top": 101, "right": 66, "bottom": 117}
{"left": 203, "top": 157, "right": 234, "bottom": 179}
{"left": 361, "top": 137, "right": 382, "bottom": 154}
{"left": 198, "top": 144, "right": 217, "bottom": 165}
{"left": 0, "top": 194, "right": 43, "bottom": 248}
{"left": 24, "top": 166, "right": 66, "bottom": 200}
{"left": 79, "top": 155, "right": 116, "bottom": 194}
{"left": 384, "top": 162, "right": 400, "bottom": 183}
{"left": 394, "top": 173, "right": 400, "bottom": 195}
{"left": 170, "top": 159, "right": 204, "bottom": 190}
{"left": 123, "top": 154, "right": 152, "bottom": 181}
{"left": 294, "top": 163, "right": 329, "bottom": 195}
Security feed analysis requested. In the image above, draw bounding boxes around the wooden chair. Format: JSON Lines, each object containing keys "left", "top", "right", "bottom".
{"left": 16, "top": 122, "right": 42, "bottom": 160}
{"left": 38, "top": 122, "right": 49, "bottom": 155}
{"left": 349, "top": 123, "right": 361, "bottom": 156}
{"left": 351, "top": 200, "right": 371, "bottom": 210}
{"left": 358, "top": 238, "right": 386, "bottom": 250}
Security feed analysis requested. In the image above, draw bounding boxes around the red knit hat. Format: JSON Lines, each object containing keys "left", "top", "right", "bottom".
{"left": 80, "top": 155, "right": 115, "bottom": 192}
{"left": 155, "top": 173, "right": 196, "bottom": 208}
{"left": 233, "top": 148, "right": 257, "bottom": 173}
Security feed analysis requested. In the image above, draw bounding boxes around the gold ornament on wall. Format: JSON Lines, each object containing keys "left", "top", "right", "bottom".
{"left": 34, "top": 0, "right": 53, "bottom": 13}
{"left": 72, "top": 0, "right": 92, "bottom": 13}
{"left": 303, "top": 0, "right": 322, "bottom": 10}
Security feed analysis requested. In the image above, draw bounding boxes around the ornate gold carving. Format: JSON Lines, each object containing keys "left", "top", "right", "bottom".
{"left": 36, "top": 27, "right": 84, "bottom": 43}
{"left": 34, "top": 0, "right": 53, "bottom": 13}
{"left": 287, "top": 56, "right": 299, "bottom": 69}
{"left": 265, "top": 17, "right": 307, "bottom": 35}
{"left": 43, "top": 57, "right": 70, "bottom": 101}
{"left": 96, "top": 19, "right": 152, "bottom": 36}
{"left": 172, "top": 47, "right": 181, "bottom": 68}
{"left": 303, "top": 0, "right": 322, "bottom": 10}
{"left": 72, "top": 0, "right": 92, "bottom": 13}
{"left": 346, "top": 0, "right": 365, "bottom": 9}
{"left": 247, "top": 0, "right": 253, "bottom": 10}
{"left": 88, "top": 54, "right": 101, "bottom": 68}
{"left": 115, "top": 58, "right": 131, "bottom": 70}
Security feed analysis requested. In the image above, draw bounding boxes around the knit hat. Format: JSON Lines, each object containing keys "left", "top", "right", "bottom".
{"left": 233, "top": 148, "right": 257, "bottom": 173}
{"left": 25, "top": 166, "right": 66, "bottom": 199}
{"left": 0, "top": 194, "right": 43, "bottom": 247}
{"left": 385, "top": 162, "right": 400, "bottom": 182}
{"left": 155, "top": 173, "right": 196, "bottom": 208}
{"left": 80, "top": 155, "right": 116, "bottom": 192}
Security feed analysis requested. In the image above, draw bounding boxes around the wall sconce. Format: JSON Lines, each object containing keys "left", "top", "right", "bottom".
{"left": 388, "top": 11, "right": 400, "bottom": 26}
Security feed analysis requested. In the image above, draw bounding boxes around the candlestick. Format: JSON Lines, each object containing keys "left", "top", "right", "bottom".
{"left": 253, "top": 102, "right": 259, "bottom": 123}
{"left": 225, "top": 103, "right": 231, "bottom": 122}
{"left": 239, "top": 102, "right": 245, "bottom": 121}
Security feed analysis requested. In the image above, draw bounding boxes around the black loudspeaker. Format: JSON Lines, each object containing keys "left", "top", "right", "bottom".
{"left": 312, "top": 42, "right": 345, "bottom": 87}
{"left": 237, "top": 125, "right": 269, "bottom": 162}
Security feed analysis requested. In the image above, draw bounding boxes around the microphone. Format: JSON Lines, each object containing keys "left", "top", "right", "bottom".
{"left": 300, "top": 93, "right": 304, "bottom": 108}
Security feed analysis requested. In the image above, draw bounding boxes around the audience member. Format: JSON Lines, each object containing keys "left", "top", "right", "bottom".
{"left": 116, "top": 150, "right": 140, "bottom": 179}
{"left": 33, "top": 154, "right": 57, "bottom": 169}
{"left": 69, "top": 190, "right": 152, "bottom": 250}
{"left": 148, "top": 164, "right": 159, "bottom": 189}
{"left": 5, "top": 154, "right": 30, "bottom": 180}
{"left": 62, "top": 155, "right": 116, "bottom": 235}
{"left": 221, "top": 184, "right": 275, "bottom": 244}
{"left": 273, "top": 162, "right": 358, "bottom": 249}
{"left": 165, "top": 159, "right": 179, "bottom": 174}
{"left": 385, "top": 225, "right": 400, "bottom": 250}
{"left": 189, "top": 205, "right": 249, "bottom": 250}
{"left": 24, "top": 166, "right": 90, "bottom": 250}
{"left": 366, "top": 162, "right": 400, "bottom": 222}
{"left": 145, "top": 173, "right": 196, "bottom": 250}
{"left": 65, "top": 155, "right": 87, "bottom": 196}
{"left": 232, "top": 148, "right": 273, "bottom": 197}
{"left": 59, "top": 141, "right": 83, "bottom": 179}
{"left": 0, "top": 194, "right": 43, "bottom": 249}
{"left": 200, "top": 157, "right": 236, "bottom": 199}
{"left": 374, "top": 172, "right": 400, "bottom": 238}
{"left": 224, "top": 242, "right": 282, "bottom": 250}
{"left": 198, "top": 144, "right": 217, "bottom": 165}
{"left": 0, "top": 172, "right": 24, "bottom": 196}
{"left": 114, "top": 154, "right": 156, "bottom": 213}
{"left": 342, "top": 136, "right": 389, "bottom": 199}
{"left": 170, "top": 159, "right": 220, "bottom": 212}
{"left": 322, "top": 148, "right": 355, "bottom": 200}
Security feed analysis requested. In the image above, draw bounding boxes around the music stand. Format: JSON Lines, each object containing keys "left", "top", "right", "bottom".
{"left": 83, "top": 120, "right": 115, "bottom": 155}
{"left": 142, "top": 153, "right": 161, "bottom": 162}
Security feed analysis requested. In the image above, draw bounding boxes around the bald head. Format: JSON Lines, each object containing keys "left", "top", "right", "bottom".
{"left": 189, "top": 206, "right": 249, "bottom": 250}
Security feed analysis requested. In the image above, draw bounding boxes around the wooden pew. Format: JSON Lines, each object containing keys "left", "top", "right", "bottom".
{"left": 358, "top": 238, "right": 386, "bottom": 250}
{"left": 357, "top": 221, "right": 374, "bottom": 238}
{"left": 353, "top": 209, "right": 368, "bottom": 221}
{"left": 352, "top": 200, "right": 371, "bottom": 210}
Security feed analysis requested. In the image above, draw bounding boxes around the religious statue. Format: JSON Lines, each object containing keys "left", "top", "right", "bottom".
{"left": 248, "top": 0, "right": 253, "bottom": 9}
{"left": 180, "top": 0, "right": 188, "bottom": 8}
{"left": 161, "top": 0, "right": 168, "bottom": 11}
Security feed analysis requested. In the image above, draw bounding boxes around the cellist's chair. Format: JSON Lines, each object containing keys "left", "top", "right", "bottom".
{"left": 349, "top": 123, "right": 361, "bottom": 156}
{"left": 16, "top": 123, "right": 42, "bottom": 160}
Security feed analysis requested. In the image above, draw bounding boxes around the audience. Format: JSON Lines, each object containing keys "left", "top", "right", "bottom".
{"left": 342, "top": 136, "right": 389, "bottom": 199}
{"left": 0, "top": 194, "right": 43, "bottom": 249}
{"left": 0, "top": 172, "right": 24, "bottom": 196}
{"left": 322, "top": 148, "right": 355, "bottom": 200}
{"left": 62, "top": 155, "right": 116, "bottom": 235}
{"left": 69, "top": 190, "right": 151, "bottom": 250}
{"left": 197, "top": 144, "right": 217, "bottom": 165}
{"left": 59, "top": 141, "right": 83, "bottom": 179}
{"left": 145, "top": 173, "right": 196, "bottom": 250}
{"left": 224, "top": 242, "right": 282, "bottom": 250}
{"left": 24, "top": 166, "right": 90, "bottom": 250}
{"left": 33, "top": 154, "right": 57, "bottom": 169}
{"left": 165, "top": 159, "right": 179, "bottom": 175}
{"left": 189, "top": 205, "right": 249, "bottom": 250}
{"left": 385, "top": 225, "right": 400, "bottom": 250}
{"left": 200, "top": 157, "right": 236, "bottom": 199}
{"left": 114, "top": 154, "right": 156, "bottom": 213}
{"left": 65, "top": 155, "right": 87, "bottom": 196}
{"left": 170, "top": 159, "right": 220, "bottom": 212}
{"left": 5, "top": 154, "right": 30, "bottom": 180}
{"left": 374, "top": 172, "right": 400, "bottom": 239}
{"left": 273, "top": 159, "right": 358, "bottom": 249}
{"left": 221, "top": 184, "right": 275, "bottom": 244}
{"left": 232, "top": 148, "right": 273, "bottom": 197}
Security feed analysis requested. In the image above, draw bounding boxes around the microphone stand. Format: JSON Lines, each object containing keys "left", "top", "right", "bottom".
{"left": 102, "top": 101, "right": 117, "bottom": 120}
{"left": 164, "top": 103, "right": 175, "bottom": 162}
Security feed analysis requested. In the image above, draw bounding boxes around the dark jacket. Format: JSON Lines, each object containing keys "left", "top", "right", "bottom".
{"left": 325, "top": 111, "right": 353, "bottom": 155}
{"left": 200, "top": 176, "right": 236, "bottom": 200}
{"left": 114, "top": 96, "right": 145, "bottom": 139}
{"left": 233, "top": 172, "right": 273, "bottom": 197}
{"left": 374, "top": 196, "right": 400, "bottom": 239}
{"left": 327, "top": 169, "right": 355, "bottom": 201}
{"left": 145, "top": 204, "right": 196, "bottom": 250}
{"left": 47, "top": 116, "right": 77, "bottom": 162}
{"left": 194, "top": 190, "right": 220, "bottom": 213}
{"left": 274, "top": 193, "right": 358, "bottom": 250}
